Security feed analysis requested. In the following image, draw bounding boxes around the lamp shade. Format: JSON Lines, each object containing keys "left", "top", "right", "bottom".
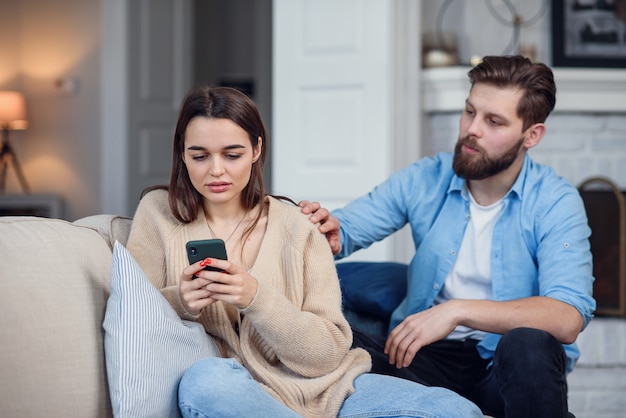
{"left": 0, "top": 91, "right": 28, "bottom": 130}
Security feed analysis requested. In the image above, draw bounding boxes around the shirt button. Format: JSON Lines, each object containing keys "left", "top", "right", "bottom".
{"left": 563, "top": 242, "right": 570, "bottom": 248}
{"left": 450, "top": 250, "right": 456, "bottom": 256}
{"left": 433, "top": 284, "right": 440, "bottom": 290}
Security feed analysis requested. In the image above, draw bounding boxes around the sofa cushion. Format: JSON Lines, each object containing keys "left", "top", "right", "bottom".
{"left": 337, "top": 261, "right": 408, "bottom": 322}
{"left": 104, "top": 242, "right": 220, "bottom": 418}
{"left": 0, "top": 217, "right": 113, "bottom": 417}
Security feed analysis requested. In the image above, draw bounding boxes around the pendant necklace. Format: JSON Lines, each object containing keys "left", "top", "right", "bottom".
{"left": 207, "top": 212, "right": 247, "bottom": 243}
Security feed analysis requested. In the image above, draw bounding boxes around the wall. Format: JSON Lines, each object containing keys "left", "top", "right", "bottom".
{"left": 0, "top": 2, "right": 21, "bottom": 86}
{"left": 0, "top": 0, "right": 103, "bottom": 221}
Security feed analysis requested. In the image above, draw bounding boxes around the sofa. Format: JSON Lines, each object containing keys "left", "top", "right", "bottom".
{"left": 1, "top": 214, "right": 625, "bottom": 418}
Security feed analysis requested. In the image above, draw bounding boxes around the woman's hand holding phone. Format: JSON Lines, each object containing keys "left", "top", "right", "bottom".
{"left": 180, "top": 239, "right": 258, "bottom": 315}
{"left": 179, "top": 258, "right": 221, "bottom": 315}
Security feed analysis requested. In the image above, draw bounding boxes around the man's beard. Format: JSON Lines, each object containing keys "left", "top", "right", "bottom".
{"left": 453, "top": 136, "right": 525, "bottom": 180}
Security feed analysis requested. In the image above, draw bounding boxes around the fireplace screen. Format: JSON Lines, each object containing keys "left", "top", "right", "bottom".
{"left": 579, "top": 176, "right": 626, "bottom": 317}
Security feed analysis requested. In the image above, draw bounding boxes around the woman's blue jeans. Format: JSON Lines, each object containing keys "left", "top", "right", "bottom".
{"left": 178, "top": 357, "right": 483, "bottom": 418}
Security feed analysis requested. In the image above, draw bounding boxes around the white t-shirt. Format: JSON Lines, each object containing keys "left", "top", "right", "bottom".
{"left": 433, "top": 189, "right": 505, "bottom": 341}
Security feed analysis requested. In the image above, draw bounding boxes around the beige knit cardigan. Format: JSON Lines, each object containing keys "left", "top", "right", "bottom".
{"left": 127, "top": 190, "right": 371, "bottom": 417}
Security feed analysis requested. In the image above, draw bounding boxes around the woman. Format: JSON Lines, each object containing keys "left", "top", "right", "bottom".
{"left": 126, "top": 86, "right": 481, "bottom": 418}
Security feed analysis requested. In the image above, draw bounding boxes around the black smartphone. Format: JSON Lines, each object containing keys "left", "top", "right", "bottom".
{"left": 186, "top": 239, "right": 228, "bottom": 273}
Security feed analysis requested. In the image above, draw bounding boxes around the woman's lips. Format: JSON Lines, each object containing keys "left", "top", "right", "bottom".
{"left": 207, "top": 182, "right": 231, "bottom": 193}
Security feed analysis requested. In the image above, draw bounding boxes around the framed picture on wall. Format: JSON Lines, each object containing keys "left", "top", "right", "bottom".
{"left": 552, "top": 0, "right": 626, "bottom": 67}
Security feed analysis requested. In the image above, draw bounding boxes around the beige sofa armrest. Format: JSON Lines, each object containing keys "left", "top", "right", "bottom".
{"left": 0, "top": 216, "right": 114, "bottom": 417}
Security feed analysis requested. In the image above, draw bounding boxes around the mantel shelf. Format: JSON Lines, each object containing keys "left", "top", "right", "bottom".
{"left": 422, "top": 66, "right": 626, "bottom": 114}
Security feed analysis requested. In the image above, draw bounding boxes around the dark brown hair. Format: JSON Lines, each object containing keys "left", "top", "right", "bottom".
{"left": 468, "top": 55, "right": 556, "bottom": 132}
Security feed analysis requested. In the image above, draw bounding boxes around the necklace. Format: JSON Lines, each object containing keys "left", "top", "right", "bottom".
{"left": 206, "top": 212, "right": 247, "bottom": 243}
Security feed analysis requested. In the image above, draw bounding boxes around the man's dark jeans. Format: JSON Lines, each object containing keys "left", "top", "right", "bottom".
{"left": 352, "top": 327, "right": 570, "bottom": 418}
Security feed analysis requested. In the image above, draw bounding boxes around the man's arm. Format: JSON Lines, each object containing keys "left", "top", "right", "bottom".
{"left": 385, "top": 296, "right": 584, "bottom": 368}
{"left": 298, "top": 200, "right": 342, "bottom": 255}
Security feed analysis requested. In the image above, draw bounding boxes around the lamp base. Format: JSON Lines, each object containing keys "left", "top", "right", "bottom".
{"left": 0, "top": 129, "right": 30, "bottom": 193}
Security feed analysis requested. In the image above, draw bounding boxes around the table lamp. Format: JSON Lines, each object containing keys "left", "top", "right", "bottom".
{"left": 0, "top": 91, "right": 29, "bottom": 193}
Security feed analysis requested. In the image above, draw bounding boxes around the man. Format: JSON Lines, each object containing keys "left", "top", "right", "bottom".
{"left": 301, "top": 55, "right": 595, "bottom": 418}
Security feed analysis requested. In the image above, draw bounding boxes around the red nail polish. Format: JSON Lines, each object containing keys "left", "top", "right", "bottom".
{"left": 204, "top": 258, "right": 211, "bottom": 264}
{"left": 199, "top": 260, "right": 206, "bottom": 267}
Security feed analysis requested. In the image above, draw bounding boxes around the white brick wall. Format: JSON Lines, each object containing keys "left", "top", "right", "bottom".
{"left": 568, "top": 367, "right": 626, "bottom": 418}
{"left": 568, "top": 318, "right": 626, "bottom": 418}
{"left": 535, "top": 114, "right": 626, "bottom": 189}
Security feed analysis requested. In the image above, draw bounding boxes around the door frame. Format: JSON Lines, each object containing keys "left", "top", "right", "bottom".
{"left": 101, "top": 0, "right": 129, "bottom": 216}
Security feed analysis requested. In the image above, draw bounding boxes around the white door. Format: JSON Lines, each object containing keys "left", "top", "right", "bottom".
{"left": 272, "top": 0, "right": 421, "bottom": 262}
{"left": 126, "top": 0, "right": 194, "bottom": 210}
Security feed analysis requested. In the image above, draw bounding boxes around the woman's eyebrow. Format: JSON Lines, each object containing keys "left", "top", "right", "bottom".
{"left": 186, "top": 144, "right": 247, "bottom": 151}
{"left": 187, "top": 145, "right": 206, "bottom": 151}
{"left": 223, "top": 144, "right": 246, "bottom": 150}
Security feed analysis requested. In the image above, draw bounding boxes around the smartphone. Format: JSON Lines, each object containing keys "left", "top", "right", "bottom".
{"left": 186, "top": 239, "right": 228, "bottom": 273}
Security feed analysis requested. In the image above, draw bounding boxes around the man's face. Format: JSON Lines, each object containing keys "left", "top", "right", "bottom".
{"left": 453, "top": 83, "right": 527, "bottom": 180}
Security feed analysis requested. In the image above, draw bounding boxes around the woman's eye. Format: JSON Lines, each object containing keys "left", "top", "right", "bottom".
{"left": 191, "top": 154, "right": 207, "bottom": 161}
{"left": 225, "top": 153, "right": 241, "bottom": 160}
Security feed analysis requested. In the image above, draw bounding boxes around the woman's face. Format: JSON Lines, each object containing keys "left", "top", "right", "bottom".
{"left": 183, "top": 116, "right": 261, "bottom": 207}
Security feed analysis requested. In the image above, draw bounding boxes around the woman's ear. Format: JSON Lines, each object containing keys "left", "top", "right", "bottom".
{"left": 252, "top": 137, "right": 263, "bottom": 163}
{"left": 524, "top": 123, "right": 546, "bottom": 150}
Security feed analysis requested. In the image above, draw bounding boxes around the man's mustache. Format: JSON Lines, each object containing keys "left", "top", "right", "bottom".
{"left": 456, "top": 136, "right": 482, "bottom": 153}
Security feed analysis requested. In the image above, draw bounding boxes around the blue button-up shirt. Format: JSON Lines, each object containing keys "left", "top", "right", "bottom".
{"left": 333, "top": 152, "right": 595, "bottom": 372}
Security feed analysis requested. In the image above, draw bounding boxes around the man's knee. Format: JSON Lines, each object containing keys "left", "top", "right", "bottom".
{"left": 495, "top": 327, "right": 566, "bottom": 373}
{"left": 500, "top": 327, "right": 561, "bottom": 351}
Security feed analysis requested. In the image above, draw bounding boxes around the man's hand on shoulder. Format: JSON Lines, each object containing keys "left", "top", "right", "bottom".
{"left": 298, "top": 200, "right": 342, "bottom": 255}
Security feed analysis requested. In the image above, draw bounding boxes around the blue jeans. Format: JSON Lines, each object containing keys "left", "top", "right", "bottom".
{"left": 178, "top": 357, "right": 483, "bottom": 418}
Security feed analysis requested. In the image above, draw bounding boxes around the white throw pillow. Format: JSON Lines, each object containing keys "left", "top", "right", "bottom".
{"left": 104, "top": 241, "right": 220, "bottom": 418}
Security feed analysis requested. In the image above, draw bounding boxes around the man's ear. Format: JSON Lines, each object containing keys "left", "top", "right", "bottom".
{"left": 524, "top": 123, "right": 546, "bottom": 150}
